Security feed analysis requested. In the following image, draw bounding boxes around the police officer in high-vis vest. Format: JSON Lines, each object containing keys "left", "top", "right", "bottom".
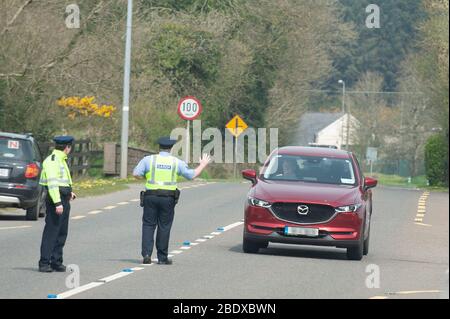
{"left": 133, "top": 137, "right": 211, "bottom": 265}
{"left": 38, "top": 136, "right": 76, "bottom": 272}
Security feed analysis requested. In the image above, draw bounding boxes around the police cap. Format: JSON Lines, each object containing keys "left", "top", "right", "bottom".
{"left": 157, "top": 137, "right": 177, "bottom": 148}
{"left": 53, "top": 135, "right": 74, "bottom": 146}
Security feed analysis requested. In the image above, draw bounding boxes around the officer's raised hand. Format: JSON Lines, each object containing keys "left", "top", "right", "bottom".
{"left": 193, "top": 153, "right": 212, "bottom": 179}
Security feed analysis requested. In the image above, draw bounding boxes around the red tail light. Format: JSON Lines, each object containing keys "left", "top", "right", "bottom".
{"left": 25, "top": 163, "right": 40, "bottom": 179}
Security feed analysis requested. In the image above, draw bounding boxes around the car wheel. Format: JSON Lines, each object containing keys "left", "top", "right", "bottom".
{"left": 363, "top": 223, "right": 370, "bottom": 256}
{"left": 38, "top": 191, "right": 46, "bottom": 218}
{"left": 26, "top": 196, "right": 40, "bottom": 221}
{"left": 347, "top": 228, "right": 364, "bottom": 261}
{"left": 243, "top": 236, "right": 261, "bottom": 254}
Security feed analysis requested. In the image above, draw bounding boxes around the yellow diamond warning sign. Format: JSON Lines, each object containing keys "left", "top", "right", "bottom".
{"left": 226, "top": 115, "right": 248, "bottom": 137}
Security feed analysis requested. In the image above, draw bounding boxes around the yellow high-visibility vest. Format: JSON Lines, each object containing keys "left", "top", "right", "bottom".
{"left": 145, "top": 155, "right": 178, "bottom": 190}
{"left": 39, "top": 150, "right": 72, "bottom": 205}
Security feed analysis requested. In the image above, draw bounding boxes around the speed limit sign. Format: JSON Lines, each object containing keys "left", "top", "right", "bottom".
{"left": 177, "top": 96, "right": 202, "bottom": 121}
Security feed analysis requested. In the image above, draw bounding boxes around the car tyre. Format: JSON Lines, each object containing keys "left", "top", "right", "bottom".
{"left": 243, "top": 236, "right": 261, "bottom": 254}
{"left": 26, "top": 195, "right": 41, "bottom": 221}
{"left": 363, "top": 223, "right": 370, "bottom": 256}
{"left": 347, "top": 227, "right": 364, "bottom": 261}
{"left": 38, "top": 190, "right": 46, "bottom": 218}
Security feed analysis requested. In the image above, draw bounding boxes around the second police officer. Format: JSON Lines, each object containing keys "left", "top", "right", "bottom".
{"left": 38, "top": 136, "right": 77, "bottom": 273}
{"left": 133, "top": 137, "right": 211, "bottom": 265}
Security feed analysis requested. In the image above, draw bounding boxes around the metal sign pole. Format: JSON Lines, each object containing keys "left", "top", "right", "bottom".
{"left": 186, "top": 120, "right": 190, "bottom": 163}
{"left": 234, "top": 136, "right": 237, "bottom": 180}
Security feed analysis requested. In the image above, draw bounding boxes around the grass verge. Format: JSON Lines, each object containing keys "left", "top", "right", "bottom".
{"left": 367, "top": 173, "right": 448, "bottom": 192}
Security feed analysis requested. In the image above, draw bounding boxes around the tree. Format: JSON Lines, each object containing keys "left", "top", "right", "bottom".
{"left": 331, "top": 0, "right": 425, "bottom": 91}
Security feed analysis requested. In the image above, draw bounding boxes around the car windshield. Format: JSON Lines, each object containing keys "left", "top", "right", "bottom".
{"left": 262, "top": 154, "right": 356, "bottom": 186}
{"left": 0, "top": 137, "right": 33, "bottom": 161}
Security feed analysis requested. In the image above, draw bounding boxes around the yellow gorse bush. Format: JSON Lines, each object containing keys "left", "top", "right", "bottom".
{"left": 57, "top": 96, "right": 116, "bottom": 119}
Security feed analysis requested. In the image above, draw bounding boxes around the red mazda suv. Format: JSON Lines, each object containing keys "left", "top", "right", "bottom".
{"left": 242, "top": 146, "right": 377, "bottom": 260}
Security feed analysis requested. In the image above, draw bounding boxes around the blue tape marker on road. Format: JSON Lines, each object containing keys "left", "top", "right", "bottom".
{"left": 183, "top": 241, "right": 191, "bottom": 246}
{"left": 122, "top": 268, "right": 133, "bottom": 272}
{"left": 47, "top": 294, "right": 57, "bottom": 299}
{"left": 217, "top": 227, "right": 224, "bottom": 231}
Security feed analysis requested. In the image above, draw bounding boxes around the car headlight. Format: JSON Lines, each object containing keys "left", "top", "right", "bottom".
{"left": 248, "top": 197, "right": 271, "bottom": 208}
{"left": 335, "top": 204, "right": 362, "bottom": 213}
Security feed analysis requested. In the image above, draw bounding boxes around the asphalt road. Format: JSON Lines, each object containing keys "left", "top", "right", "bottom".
{"left": 0, "top": 181, "right": 448, "bottom": 299}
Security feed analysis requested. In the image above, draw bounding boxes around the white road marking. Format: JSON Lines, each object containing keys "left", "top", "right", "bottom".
{"left": 117, "top": 202, "right": 129, "bottom": 205}
{"left": 87, "top": 210, "right": 102, "bottom": 215}
{"left": 415, "top": 218, "right": 423, "bottom": 222}
{"left": 211, "top": 232, "right": 222, "bottom": 235}
{"left": 369, "top": 296, "right": 388, "bottom": 299}
{"left": 168, "top": 254, "right": 174, "bottom": 258}
{"left": 195, "top": 238, "right": 207, "bottom": 242}
{"left": 51, "top": 218, "right": 246, "bottom": 299}
{"left": 71, "top": 216, "right": 86, "bottom": 220}
{"left": 57, "top": 282, "right": 104, "bottom": 299}
{"left": 416, "top": 214, "right": 425, "bottom": 218}
{"left": 415, "top": 222, "right": 432, "bottom": 227}
{"left": 97, "top": 272, "right": 132, "bottom": 283}
{"left": 222, "top": 221, "right": 244, "bottom": 231}
{"left": 0, "top": 225, "right": 32, "bottom": 230}
{"left": 103, "top": 205, "right": 117, "bottom": 210}
{"left": 130, "top": 199, "right": 140, "bottom": 202}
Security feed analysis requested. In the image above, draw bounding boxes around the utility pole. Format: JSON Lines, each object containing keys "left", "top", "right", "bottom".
{"left": 120, "top": 0, "right": 133, "bottom": 179}
{"left": 338, "top": 80, "right": 346, "bottom": 150}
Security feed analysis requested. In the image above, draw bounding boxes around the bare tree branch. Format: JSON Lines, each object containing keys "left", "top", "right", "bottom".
{"left": 0, "top": 0, "right": 33, "bottom": 36}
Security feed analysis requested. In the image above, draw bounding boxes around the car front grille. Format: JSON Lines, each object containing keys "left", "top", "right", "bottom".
{"left": 270, "top": 202, "right": 335, "bottom": 224}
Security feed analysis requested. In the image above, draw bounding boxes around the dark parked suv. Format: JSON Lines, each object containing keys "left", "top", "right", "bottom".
{"left": 0, "top": 132, "right": 46, "bottom": 220}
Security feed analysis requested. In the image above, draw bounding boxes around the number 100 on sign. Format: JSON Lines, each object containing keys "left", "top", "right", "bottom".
{"left": 177, "top": 96, "right": 203, "bottom": 121}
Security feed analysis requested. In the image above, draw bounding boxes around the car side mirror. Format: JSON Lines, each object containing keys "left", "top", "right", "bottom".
{"left": 242, "top": 169, "right": 257, "bottom": 185}
{"left": 364, "top": 177, "right": 378, "bottom": 190}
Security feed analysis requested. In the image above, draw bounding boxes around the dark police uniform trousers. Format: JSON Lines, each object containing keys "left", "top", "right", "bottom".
{"left": 39, "top": 187, "right": 71, "bottom": 267}
{"left": 142, "top": 194, "right": 176, "bottom": 261}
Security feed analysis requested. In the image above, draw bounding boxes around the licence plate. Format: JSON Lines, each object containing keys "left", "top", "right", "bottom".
{"left": 0, "top": 168, "right": 9, "bottom": 178}
{"left": 284, "top": 226, "right": 319, "bottom": 237}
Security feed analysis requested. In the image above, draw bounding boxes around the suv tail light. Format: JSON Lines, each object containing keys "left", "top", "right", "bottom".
{"left": 25, "top": 163, "right": 40, "bottom": 179}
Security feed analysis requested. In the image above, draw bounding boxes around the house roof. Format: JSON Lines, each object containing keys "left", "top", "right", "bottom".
{"left": 292, "top": 112, "right": 344, "bottom": 146}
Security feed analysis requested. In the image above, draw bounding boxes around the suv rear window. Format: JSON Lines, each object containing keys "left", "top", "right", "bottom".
{"left": 0, "top": 137, "right": 33, "bottom": 161}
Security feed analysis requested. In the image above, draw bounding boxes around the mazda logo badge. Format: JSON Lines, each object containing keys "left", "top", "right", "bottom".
{"left": 297, "top": 205, "right": 309, "bottom": 215}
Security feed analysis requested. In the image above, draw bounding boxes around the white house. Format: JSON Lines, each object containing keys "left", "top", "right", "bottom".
{"left": 293, "top": 112, "right": 360, "bottom": 149}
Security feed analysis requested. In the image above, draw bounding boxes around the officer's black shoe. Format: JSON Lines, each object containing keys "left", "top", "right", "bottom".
{"left": 143, "top": 256, "right": 152, "bottom": 264}
{"left": 157, "top": 259, "right": 173, "bottom": 265}
{"left": 51, "top": 264, "right": 67, "bottom": 272}
{"left": 39, "top": 265, "right": 53, "bottom": 273}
